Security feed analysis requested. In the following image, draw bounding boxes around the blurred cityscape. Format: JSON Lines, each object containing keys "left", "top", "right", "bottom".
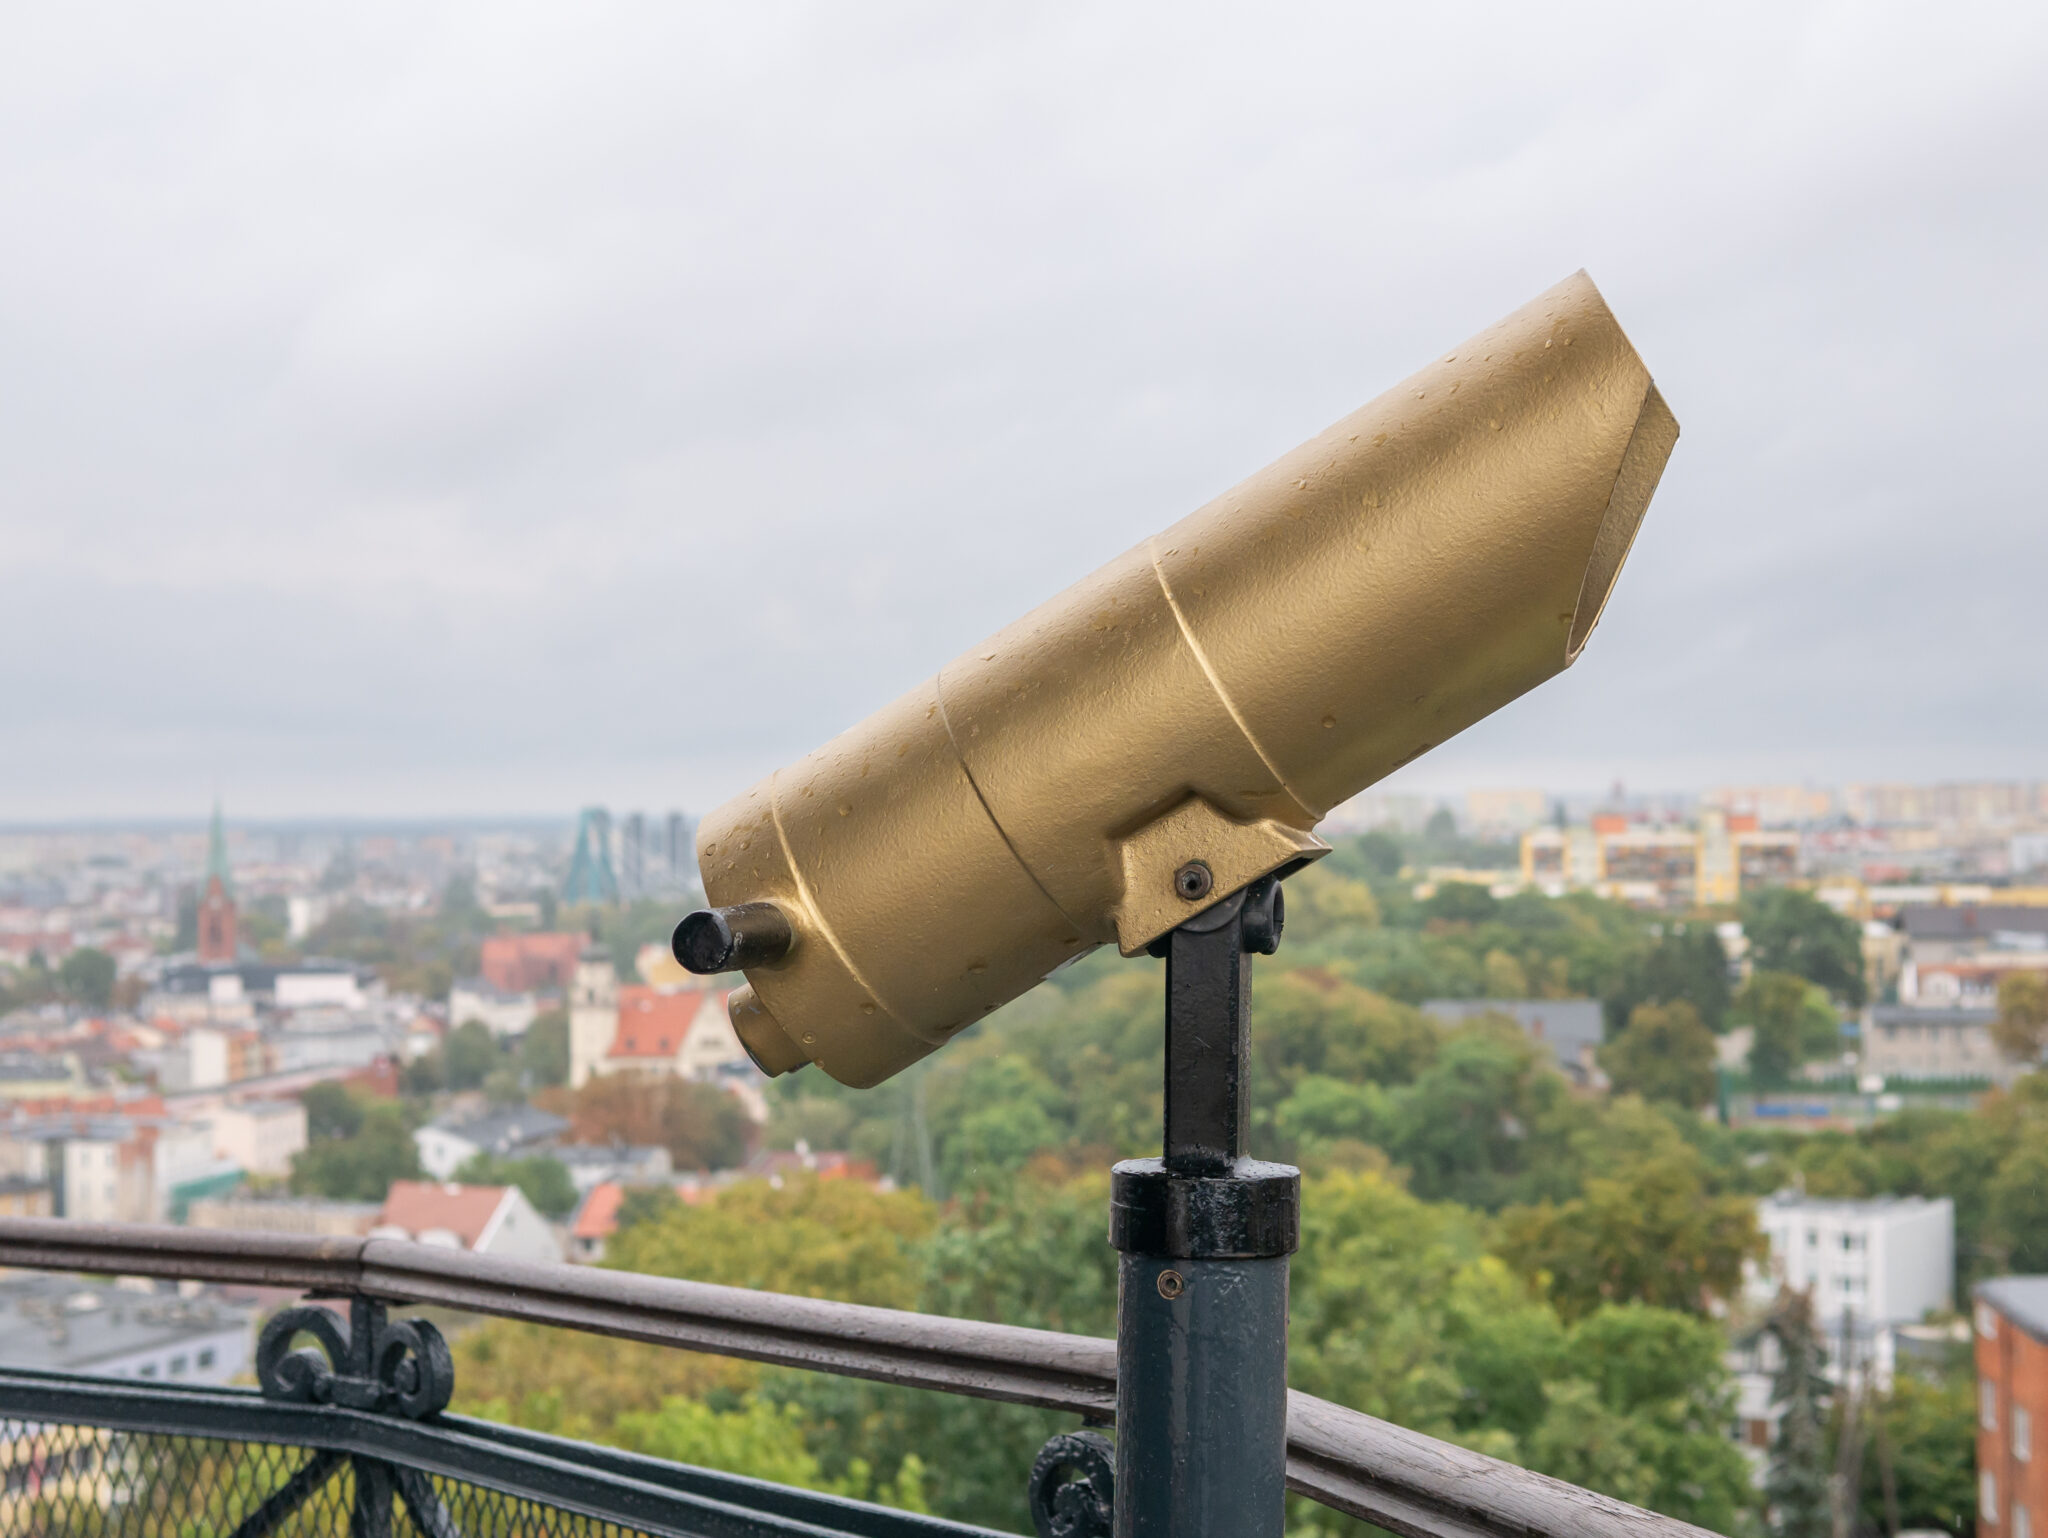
{"left": 1, "top": 776, "right": 2043, "bottom": 1529}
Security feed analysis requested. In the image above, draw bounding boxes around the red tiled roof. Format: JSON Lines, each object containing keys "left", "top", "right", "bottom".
{"left": 742, "top": 1150, "right": 878, "bottom": 1183}
{"left": 606, "top": 987, "right": 722, "bottom": 1060}
{"left": 572, "top": 1181, "right": 626, "bottom": 1240}
{"left": 480, "top": 933, "right": 586, "bottom": 994}
{"left": 377, "top": 1181, "right": 509, "bottom": 1248}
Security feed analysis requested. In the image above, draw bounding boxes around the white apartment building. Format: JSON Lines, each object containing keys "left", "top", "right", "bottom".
{"left": 447, "top": 980, "right": 541, "bottom": 1040}
{"left": 207, "top": 1100, "right": 307, "bottom": 1178}
{"left": 1749, "top": 1193, "right": 1955, "bottom": 1329}
{"left": 1730, "top": 1194, "right": 1957, "bottom": 1458}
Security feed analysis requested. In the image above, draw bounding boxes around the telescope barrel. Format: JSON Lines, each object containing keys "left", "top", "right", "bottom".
{"left": 686, "top": 270, "right": 1678, "bottom": 1088}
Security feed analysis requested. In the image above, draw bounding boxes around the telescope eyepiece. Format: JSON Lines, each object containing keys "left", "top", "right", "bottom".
{"left": 674, "top": 902, "right": 794, "bottom": 975}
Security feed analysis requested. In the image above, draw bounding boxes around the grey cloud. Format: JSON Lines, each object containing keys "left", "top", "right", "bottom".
{"left": 1, "top": 2, "right": 2045, "bottom": 817}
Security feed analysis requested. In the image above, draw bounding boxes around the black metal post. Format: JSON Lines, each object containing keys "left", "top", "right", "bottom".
{"left": 1109, "top": 877, "right": 1299, "bottom": 1538}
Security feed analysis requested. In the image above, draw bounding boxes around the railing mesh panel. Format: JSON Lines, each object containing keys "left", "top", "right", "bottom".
{"left": 0, "top": 1420, "right": 658, "bottom": 1538}
{"left": 401, "top": 1472, "right": 661, "bottom": 1538}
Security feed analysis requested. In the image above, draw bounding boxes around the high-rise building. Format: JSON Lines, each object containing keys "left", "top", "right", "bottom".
{"left": 665, "top": 811, "right": 694, "bottom": 890}
{"left": 562, "top": 808, "right": 619, "bottom": 906}
{"left": 196, "top": 802, "right": 238, "bottom": 964}
{"left": 620, "top": 812, "right": 647, "bottom": 898}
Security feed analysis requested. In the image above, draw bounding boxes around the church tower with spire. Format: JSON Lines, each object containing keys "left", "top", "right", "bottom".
{"left": 196, "top": 802, "right": 239, "bottom": 965}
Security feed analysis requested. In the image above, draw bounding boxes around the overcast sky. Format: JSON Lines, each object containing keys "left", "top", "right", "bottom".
{"left": 3, "top": 3, "right": 2044, "bottom": 821}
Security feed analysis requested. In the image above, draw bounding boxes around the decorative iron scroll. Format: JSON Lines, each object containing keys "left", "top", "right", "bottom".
{"left": 249, "top": 1296, "right": 459, "bottom": 1538}
{"left": 1028, "top": 1430, "right": 1113, "bottom": 1538}
{"left": 256, "top": 1298, "right": 454, "bottom": 1421}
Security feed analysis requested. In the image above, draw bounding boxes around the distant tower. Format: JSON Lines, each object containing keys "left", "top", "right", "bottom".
{"left": 665, "top": 811, "right": 695, "bottom": 890}
{"left": 620, "top": 812, "right": 646, "bottom": 899}
{"left": 562, "top": 808, "right": 619, "bottom": 906}
{"left": 196, "top": 801, "right": 239, "bottom": 964}
{"left": 567, "top": 945, "right": 619, "bottom": 1089}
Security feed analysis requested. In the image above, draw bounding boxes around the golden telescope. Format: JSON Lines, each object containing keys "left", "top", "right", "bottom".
{"left": 676, "top": 270, "right": 1677, "bottom": 1087}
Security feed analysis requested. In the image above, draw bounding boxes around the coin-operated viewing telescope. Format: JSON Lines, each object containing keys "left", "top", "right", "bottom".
{"left": 677, "top": 270, "right": 1678, "bottom": 1088}
{"left": 677, "top": 270, "right": 1677, "bottom": 1538}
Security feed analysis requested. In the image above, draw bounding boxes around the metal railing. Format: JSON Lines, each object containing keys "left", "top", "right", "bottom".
{"left": 0, "top": 1219, "right": 1714, "bottom": 1538}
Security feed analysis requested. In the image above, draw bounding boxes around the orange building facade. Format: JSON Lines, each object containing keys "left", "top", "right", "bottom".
{"left": 1976, "top": 1279, "right": 2048, "bottom": 1538}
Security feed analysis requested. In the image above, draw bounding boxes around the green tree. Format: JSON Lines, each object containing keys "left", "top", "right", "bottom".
{"left": 1598, "top": 1000, "right": 1716, "bottom": 1108}
{"left": 1743, "top": 888, "right": 1867, "bottom": 1006}
{"left": 1992, "top": 971, "right": 2048, "bottom": 1064}
{"left": 1986, "top": 1136, "right": 2048, "bottom": 1273}
{"left": 289, "top": 1101, "right": 421, "bottom": 1201}
{"left": 937, "top": 1056, "right": 1061, "bottom": 1191}
{"left": 1282, "top": 865, "right": 1381, "bottom": 944}
{"left": 1482, "top": 949, "right": 1530, "bottom": 998}
{"left": 1603, "top": 925, "right": 1733, "bottom": 1034}
{"left": 401, "top": 1049, "right": 447, "bottom": 1095}
{"left": 1496, "top": 1144, "right": 1763, "bottom": 1320}
{"left": 539, "top": 1075, "right": 752, "bottom": 1171}
{"left": 1764, "top": 1290, "right": 1831, "bottom": 1538}
{"left": 765, "top": 1175, "right": 1118, "bottom": 1529}
{"left": 1378, "top": 1022, "right": 1566, "bottom": 1209}
{"left": 454, "top": 1152, "right": 579, "bottom": 1218}
{"left": 300, "top": 1081, "right": 366, "bottom": 1141}
{"left": 1739, "top": 971, "right": 1842, "bottom": 1088}
{"left": 613, "top": 1395, "right": 928, "bottom": 1510}
{"left": 607, "top": 1175, "right": 935, "bottom": 1307}
{"left": 1844, "top": 1371, "right": 1977, "bottom": 1536}
{"left": 56, "top": 948, "right": 116, "bottom": 1009}
{"left": 1526, "top": 1305, "right": 1753, "bottom": 1533}
{"left": 1253, "top": 971, "right": 1439, "bottom": 1097}
{"left": 1274, "top": 1075, "right": 1388, "bottom": 1162}
{"left": 522, "top": 1007, "right": 571, "bottom": 1087}
{"left": 1424, "top": 881, "right": 1499, "bottom": 925}
{"left": 1353, "top": 830, "right": 1404, "bottom": 880}
{"left": 445, "top": 1019, "right": 501, "bottom": 1090}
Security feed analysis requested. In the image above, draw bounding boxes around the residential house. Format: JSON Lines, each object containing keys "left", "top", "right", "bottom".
{"left": 479, "top": 933, "right": 586, "bottom": 994}
{"left": 0, "top": 1053, "right": 87, "bottom": 1101}
{"left": 372, "top": 1181, "right": 563, "bottom": 1264}
{"left": 1897, "top": 905, "right": 2048, "bottom": 1010}
{"left": 568, "top": 1182, "right": 628, "bottom": 1263}
{"left": 567, "top": 939, "right": 753, "bottom": 1091}
{"left": 206, "top": 1099, "right": 307, "bottom": 1178}
{"left": 0, "top": 1176, "right": 51, "bottom": 1217}
{"left": 554, "top": 1142, "right": 673, "bottom": 1195}
{"left": 1863, "top": 1005, "right": 2009, "bottom": 1084}
{"left": 0, "top": 1274, "right": 254, "bottom": 1386}
{"left": 601, "top": 986, "right": 747, "bottom": 1082}
{"left": 447, "top": 979, "right": 541, "bottom": 1040}
{"left": 414, "top": 1105, "right": 569, "bottom": 1181}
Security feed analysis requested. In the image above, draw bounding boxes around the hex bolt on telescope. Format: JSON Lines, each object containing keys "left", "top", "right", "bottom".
{"left": 676, "top": 270, "right": 1679, "bottom": 1538}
